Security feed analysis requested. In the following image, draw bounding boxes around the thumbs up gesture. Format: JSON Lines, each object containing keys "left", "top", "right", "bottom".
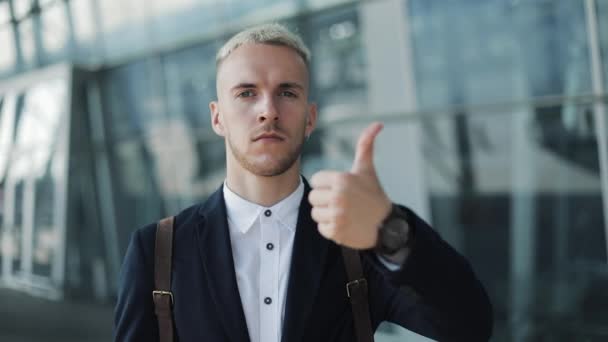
{"left": 309, "top": 122, "right": 392, "bottom": 249}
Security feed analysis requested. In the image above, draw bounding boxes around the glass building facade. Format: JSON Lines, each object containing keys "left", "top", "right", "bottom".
{"left": 1, "top": 0, "right": 608, "bottom": 340}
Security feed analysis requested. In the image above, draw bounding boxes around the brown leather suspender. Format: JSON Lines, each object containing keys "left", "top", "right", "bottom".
{"left": 153, "top": 216, "right": 175, "bottom": 342}
{"left": 341, "top": 246, "right": 375, "bottom": 342}
{"left": 152, "top": 216, "right": 374, "bottom": 342}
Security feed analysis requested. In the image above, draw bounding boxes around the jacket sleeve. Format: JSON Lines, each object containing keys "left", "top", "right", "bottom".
{"left": 365, "top": 205, "right": 493, "bottom": 342}
{"left": 114, "top": 227, "right": 159, "bottom": 342}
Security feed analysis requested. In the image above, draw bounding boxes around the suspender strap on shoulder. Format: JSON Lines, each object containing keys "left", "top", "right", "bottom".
{"left": 153, "top": 216, "right": 175, "bottom": 342}
{"left": 341, "top": 246, "right": 374, "bottom": 342}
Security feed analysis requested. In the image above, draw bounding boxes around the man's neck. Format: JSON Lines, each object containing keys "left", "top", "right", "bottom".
{"left": 225, "top": 161, "right": 302, "bottom": 207}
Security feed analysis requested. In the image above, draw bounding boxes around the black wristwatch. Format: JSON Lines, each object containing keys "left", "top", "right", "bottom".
{"left": 375, "top": 204, "right": 411, "bottom": 256}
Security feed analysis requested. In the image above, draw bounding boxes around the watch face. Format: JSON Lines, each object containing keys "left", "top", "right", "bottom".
{"left": 380, "top": 218, "right": 409, "bottom": 254}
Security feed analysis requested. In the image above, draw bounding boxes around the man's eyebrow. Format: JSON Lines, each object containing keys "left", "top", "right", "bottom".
{"left": 230, "top": 82, "right": 305, "bottom": 91}
{"left": 230, "top": 83, "right": 257, "bottom": 91}
{"left": 279, "top": 82, "right": 304, "bottom": 90}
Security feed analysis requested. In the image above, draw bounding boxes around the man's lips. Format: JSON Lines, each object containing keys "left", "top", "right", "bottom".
{"left": 253, "top": 132, "right": 285, "bottom": 141}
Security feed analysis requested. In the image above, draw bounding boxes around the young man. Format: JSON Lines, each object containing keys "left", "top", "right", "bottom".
{"left": 114, "top": 23, "right": 492, "bottom": 342}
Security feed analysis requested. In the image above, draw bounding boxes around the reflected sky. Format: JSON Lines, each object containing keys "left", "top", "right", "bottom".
{"left": 1, "top": 79, "right": 66, "bottom": 180}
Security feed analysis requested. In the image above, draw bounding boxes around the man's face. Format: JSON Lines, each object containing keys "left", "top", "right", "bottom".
{"left": 210, "top": 43, "right": 317, "bottom": 177}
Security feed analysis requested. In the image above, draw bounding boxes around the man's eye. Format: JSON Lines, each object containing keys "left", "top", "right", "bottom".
{"left": 280, "top": 91, "right": 297, "bottom": 98}
{"left": 238, "top": 90, "right": 255, "bottom": 98}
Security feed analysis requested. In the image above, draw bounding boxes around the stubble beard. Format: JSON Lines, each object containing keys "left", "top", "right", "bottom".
{"left": 227, "top": 132, "right": 305, "bottom": 177}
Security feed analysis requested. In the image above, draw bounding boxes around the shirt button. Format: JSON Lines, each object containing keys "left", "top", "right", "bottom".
{"left": 264, "top": 297, "right": 272, "bottom": 305}
{"left": 266, "top": 243, "right": 274, "bottom": 251}
{"left": 264, "top": 209, "right": 272, "bottom": 217}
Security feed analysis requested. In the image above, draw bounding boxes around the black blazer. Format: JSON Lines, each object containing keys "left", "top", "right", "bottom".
{"left": 114, "top": 180, "right": 492, "bottom": 342}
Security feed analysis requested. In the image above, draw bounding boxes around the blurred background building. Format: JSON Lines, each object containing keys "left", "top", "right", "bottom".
{"left": 0, "top": 0, "right": 607, "bottom": 341}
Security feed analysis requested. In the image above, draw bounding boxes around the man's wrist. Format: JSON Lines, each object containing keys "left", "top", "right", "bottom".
{"left": 374, "top": 204, "right": 412, "bottom": 256}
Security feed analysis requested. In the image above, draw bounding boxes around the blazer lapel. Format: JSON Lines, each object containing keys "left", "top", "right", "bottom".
{"left": 196, "top": 186, "right": 251, "bottom": 342}
{"left": 281, "top": 180, "right": 330, "bottom": 342}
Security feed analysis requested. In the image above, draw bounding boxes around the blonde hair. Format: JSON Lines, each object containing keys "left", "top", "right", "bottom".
{"left": 216, "top": 23, "right": 311, "bottom": 68}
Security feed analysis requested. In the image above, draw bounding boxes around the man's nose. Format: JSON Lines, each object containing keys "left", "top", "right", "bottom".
{"left": 257, "top": 96, "right": 279, "bottom": 123}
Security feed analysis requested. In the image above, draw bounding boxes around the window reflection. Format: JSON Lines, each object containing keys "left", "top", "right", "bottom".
{"left": 17, "top": 18, "right": 37, "bottom": 67}
{"left": 407, "top": 0, "right": 606, "bottom": 339}
{"left": 0, "top": 2, "right": 10, "bottom": 25}
{"left": 12, "top": 81, "right": 65, "bottom": 178}
{"left": 306, "top": 7, "right": 367, "bottom": 110}
{"left": 12, "top": 0, "right": 31, "bottom": 21}
{"left": 0, "top": 27, "right": 16, "bottom": 71}
{"left": 41, "top": 2, "right": 69, "bottom": 55}
{"left": 598, "top": 0, "right": 608, "bottom": 87}
{"left": 408, "top": 0, "right": 591, "bottom": 108}
{"left": 0, "top": 78, "right": 68, "bottom": 296}
{"left": 0, "top": 93, "right": 17, "bottom": 181}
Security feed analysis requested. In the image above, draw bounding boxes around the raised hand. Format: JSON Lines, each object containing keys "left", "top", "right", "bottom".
{"left": 308, "top": 122, "right": 392, "bottom": 249}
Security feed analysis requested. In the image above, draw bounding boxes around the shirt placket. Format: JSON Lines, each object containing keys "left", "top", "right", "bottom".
{"left": 259, "top": 209, "right": 280, "bottom": 342}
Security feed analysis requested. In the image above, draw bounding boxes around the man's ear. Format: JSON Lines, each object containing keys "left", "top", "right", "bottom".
{"left": 305, "top": 103, "right": 318, "bottom": 138}
{"left": 209, "top": 101, "right": 225, "bottom": 137}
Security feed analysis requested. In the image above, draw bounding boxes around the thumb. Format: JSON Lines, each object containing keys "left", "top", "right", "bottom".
{"left": 351, "top": 122, "right": 383, "bottom": 174}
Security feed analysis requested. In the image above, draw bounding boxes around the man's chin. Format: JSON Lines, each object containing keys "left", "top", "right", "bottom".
{"left": 237, "top": 154, "right": 298, "bottom": 177}
{"left": 228, "top": 141, "right": 303, "bottom": 178}
{"left": 246, "top": 162, "right": 293, "bottom": 177}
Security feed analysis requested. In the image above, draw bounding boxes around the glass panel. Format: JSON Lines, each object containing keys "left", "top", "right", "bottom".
{"left": 598, "top": 0, "right": 608, "bottom": 88}
{"left": 41, "top": 1, "right": 68, "bottom": 55}
{"left": 11, "top": 180, "right": 24, "bottom": 275}
{"left": 110, "top": 138, "right": 163, "bottom": 251}
{"left": 70, "top": 0, "right": 97, "bottom": 47}
{"left": 408, "top": 0, "right": 592, "bottom": 109}
{"left": 97, "top": 0, "right": 149, "bottom": 59}
{"left": 32, "top": 173, "right": 54, "bottom": 277}
{"left": 0, "top": 93, "right": 17, "bottom": 280}
{"left": 0, "top": 26, "right": 16, "bottom": 71}
{"left": 222, "top": 0, "right": 288, "bottom": 22}
{"left": 147, "top": 0, "right": 220, "bottom": 48}
{"left": 101, "top": 58, "right": 167, "bottom": 140}
{"left": 305, "top": 0, "right": 356, "bottom": 11}
{"left": 0, "top": 182, "right": 3, "bottom": 266}
{"left": 0, "top": 94, "right": 6, "bottom": 280}
{"left": 39, "top": 0, "right": 57, "bottom": 7}
{"left": 10, "top": 80, "right": 67, "bottom": 283}
{"left": 0, "top": 93, "right": 17, "bottom": 187}
{"left": 12, "top": 0, "right": 31, "bottom": 21}
{"left": 162, "top": 43, "right": 218, "bottom": 128}
{"left": 18, "top": 18, "right": 37, "bottom": 67}
{"left": 0, "top": 95, "right": 4, "bottom": 158}
{"left": 31, "top": 81, "right": 66, "bottom": 280}
{"left": 0, "top": 1, "right": 11, "bottom": 25}
{"left": 305, "top": 6, "right": 367, "bottom": 111}
{"left": 2, "top": 93, "right": 26, "bottom": 279}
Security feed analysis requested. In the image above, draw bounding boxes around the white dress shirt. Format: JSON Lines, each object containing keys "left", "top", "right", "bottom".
{"left": 223, "top": 178, "right": 304, "bottom": 342}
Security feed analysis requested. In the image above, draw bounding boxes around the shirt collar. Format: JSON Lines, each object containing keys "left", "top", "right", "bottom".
{"left": 223, "top": 177, "right": 304, "bottom": 234}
